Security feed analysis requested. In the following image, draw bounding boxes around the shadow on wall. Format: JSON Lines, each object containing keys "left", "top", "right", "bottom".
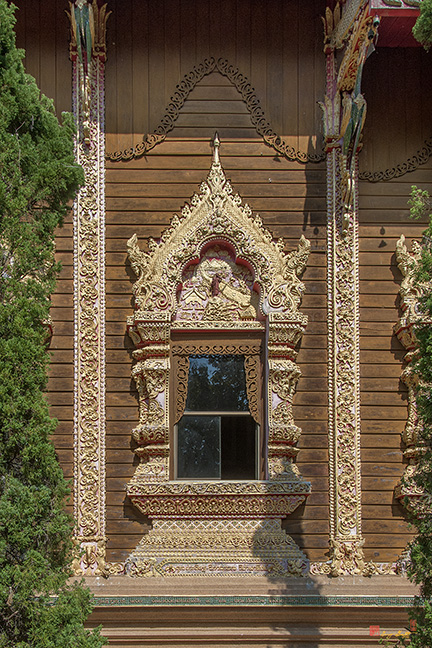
{"left": 252, "top": 136, "right": 328, "bottom": 648}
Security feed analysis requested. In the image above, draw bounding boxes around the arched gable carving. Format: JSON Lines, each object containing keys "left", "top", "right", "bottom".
{"left": 125, "top": 137, "right": 312, "bottom": 578}
{"left": 127, "top": 136, "right": 310, "bottom": 324}
{"left": 107, "top": 56, "right": 432, "bottom": 181}
{"left": 107, "top": 58, "right": 325, "bottom": 164}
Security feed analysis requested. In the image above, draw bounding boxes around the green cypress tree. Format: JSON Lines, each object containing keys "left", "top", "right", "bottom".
{"left": 0, "top": 2, "right": 105, "bottom": 646}
{"left": 413, "top": 0, "right": 432, "bottom": 50}
{"left": 402, "top": 188, "right": 432, "bottom": 648}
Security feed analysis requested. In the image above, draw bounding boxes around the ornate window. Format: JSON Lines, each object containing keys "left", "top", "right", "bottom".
{"left": 125, "top": 136, "right": 312, "bottom": 577}
{"left": 172, "top": 341, "right": 263, "bottom": 480}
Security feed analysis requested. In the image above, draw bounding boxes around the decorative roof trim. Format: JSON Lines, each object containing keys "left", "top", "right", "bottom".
{"left": 359, "top": 136, "right": 432, "bottom": 182}
{"left": 106, "top": 56, "right": 432, "bottom": 183}
{"left": 106, "top": 57, "right": 326, "bottom": 164}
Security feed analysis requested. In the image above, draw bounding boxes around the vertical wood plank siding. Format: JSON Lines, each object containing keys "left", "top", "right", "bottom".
{"left": 14, "top": 0, "right": 432, "bottom": 564}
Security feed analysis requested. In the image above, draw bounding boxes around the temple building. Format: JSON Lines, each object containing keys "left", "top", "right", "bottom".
{"left": 14, "top": 0, "right": 432, "bottom": 645}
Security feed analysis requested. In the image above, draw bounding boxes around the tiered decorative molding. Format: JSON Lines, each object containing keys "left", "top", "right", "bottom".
{"left": 68, "top": 1, "right": 115, "bottom": 576}
{"left": 125, "top": 136, "right": 312, "bottom": 577}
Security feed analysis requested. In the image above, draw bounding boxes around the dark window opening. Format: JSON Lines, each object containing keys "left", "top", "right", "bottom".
{"left": 176, "top": 355, "right": 258, "bottom": 480}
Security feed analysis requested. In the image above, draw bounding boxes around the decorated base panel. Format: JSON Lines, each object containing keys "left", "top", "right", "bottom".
{"left": 127, "top": 519, "right": 308, "bottom": 577}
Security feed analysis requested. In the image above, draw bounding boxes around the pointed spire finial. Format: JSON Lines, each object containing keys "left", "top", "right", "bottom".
{"left": 213, "top": 132, "right": 220, "bottom": 164}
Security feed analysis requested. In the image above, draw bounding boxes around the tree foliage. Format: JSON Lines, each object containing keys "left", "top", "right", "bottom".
{"left": 413, "top": 0, "right": 432, "bottom": 50}
{"left": 0, "top": 2, "right": 105, "bottom": 646}
{"left": 401, "top": 187, "right": 432, "bottom": 648}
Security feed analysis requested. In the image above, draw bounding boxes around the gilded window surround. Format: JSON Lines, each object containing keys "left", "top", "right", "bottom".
{"left": 125, "top": 137, "right": 312, "bottom": 576}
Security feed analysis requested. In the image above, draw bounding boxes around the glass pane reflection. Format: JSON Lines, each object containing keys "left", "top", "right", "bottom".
{"left": 185, "top": 355, "right": 249, "bottom": 412}
{"left": 177, "top": 415, "right": 220, "bottom": 478}
{"left": 221, "top": 416, "right": 256, "bottom": 480}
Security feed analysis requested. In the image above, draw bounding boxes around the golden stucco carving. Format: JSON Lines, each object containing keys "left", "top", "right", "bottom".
{"left": 315, "top": 0, "right": 377, "bottom": 576}
{"left": 68, "top": 3, "right": 124, "bottom": 577}
{"left": 170, "top": 343, "right": 263, "bottom": 355}
{"left": 126, "top": 139, "right": 310, "bottom": 321}
{"left": 128, "top": 519, "right": 307, "bottom": 578}
{"left": 127, "top": 481, "right": 310, "bottom": 518}
{"left": 393, "top": 235, "right": 432, "bottom": 515}
{"left": 314, "top": 1, "right": 401, "bottom": 578}
{"left": 125, "top": 136, "right": 311, "bottom": 576}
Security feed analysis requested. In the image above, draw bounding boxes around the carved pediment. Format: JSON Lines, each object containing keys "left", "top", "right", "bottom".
{"left": 127, "top": 135, "right": 310, "bottom": 322}
{"left": 174, "top": 246, "right": 260, "bottom": 323}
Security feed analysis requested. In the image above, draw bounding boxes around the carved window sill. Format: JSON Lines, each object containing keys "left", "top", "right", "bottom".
{"left": 127, "top": 479, "right": 311, "bottom": 519}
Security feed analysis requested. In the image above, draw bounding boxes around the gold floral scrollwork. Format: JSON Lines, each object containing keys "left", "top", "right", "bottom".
{"left": 244, "top": 355, "right": 260, "bottom": 425}
{"left": 394, "top": 235, "right": 432, "bottom": 515}
{"left": 323, "top": 150, "right": 365, "bottom": 575}
{"left": 319, "top": 0, "right": 375, "bottom": 575}
{"left": 171, "top": 343, "right": 262, "bottom": 356}
{"left": 69, "top": 3, "right": 110, "bottom": 576}
{"left": 174, "top": 356, "right": 190, "bottom": 424}
{"left": 125, "top": 139, "right": 311, "bottom": 576}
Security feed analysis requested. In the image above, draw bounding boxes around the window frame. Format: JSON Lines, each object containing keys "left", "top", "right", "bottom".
{"left": 169, "top": 332, "right": 265, "bottom": 481}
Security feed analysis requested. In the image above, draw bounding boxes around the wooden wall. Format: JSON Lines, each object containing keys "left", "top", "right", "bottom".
{"left": 13, "top": 0, "right": 432, "bottom": 566}
{"left": 361, "top": 47, "right": 432, "bottom": 174}
{"left": 105, "top": 0, "right": 325, "bottom": 155}
{"left": 358, "top": 45, "right": 432, "bottom": 561}
{"left": 104, "top": 0, "right": 329, "bottom": 563}
{"left": 13, "top": 0, "right": 71, "bottom": 117}
{"left": 104, "top": 139, "right": 328, "bottom": 562}
{"left": 358, "top": 162, "right": 432, "bottom": 562}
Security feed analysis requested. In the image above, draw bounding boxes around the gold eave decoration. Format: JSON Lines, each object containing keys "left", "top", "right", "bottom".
{"left": 127, "top": 481, "right": 310, "bottom": 519}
